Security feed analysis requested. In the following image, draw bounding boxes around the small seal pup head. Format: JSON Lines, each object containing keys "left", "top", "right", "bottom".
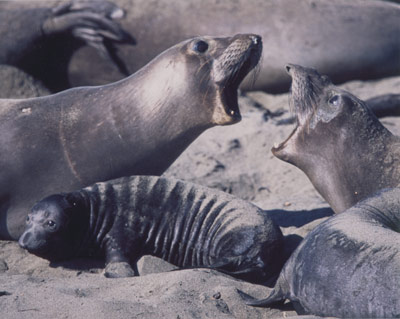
{"left": 18, "top": 194, "right": 88, "bottom": 261}
{"left": 134, "top": 33, "right": 262, "bottom": 126}
{"left": 272, "top": 64, "right": 400, "bottom": 213}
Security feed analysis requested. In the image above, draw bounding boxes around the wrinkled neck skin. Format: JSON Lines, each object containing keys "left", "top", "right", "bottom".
{"left": 72, "top": 190, "right": 114, "bottom": 258}
{"left": 282, "top": 101, "right": 400, "bottom": 213}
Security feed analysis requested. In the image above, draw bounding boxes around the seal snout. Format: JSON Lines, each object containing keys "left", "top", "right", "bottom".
{"left": 18, "top": 231, "right": 31, "bottom": 249}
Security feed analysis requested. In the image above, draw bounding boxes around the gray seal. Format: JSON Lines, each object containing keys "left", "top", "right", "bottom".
{"left": 0, "top": 33, "right": 262, "bottom": 240}
{"left": 239, "top": 187, "right": 400, "bottom": 317}
{"left": 18, "top": 175, "right": 284, "bottom": 283}
{"left": 272, "top": 64, "right": 400, "bottom": 213}
{"left": 69, "top": 0, "right": 400, "bottom": 93}
{"left": 0, "top": 0, "right": 135, "bottom": 92}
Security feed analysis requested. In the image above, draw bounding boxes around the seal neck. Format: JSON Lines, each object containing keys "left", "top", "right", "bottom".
{"left": 75, "top": 189, "right": 112, "bottom": 257}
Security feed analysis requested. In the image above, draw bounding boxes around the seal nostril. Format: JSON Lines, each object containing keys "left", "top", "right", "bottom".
{"left": 286, "top": 65, "right": 291, "bottom": 73}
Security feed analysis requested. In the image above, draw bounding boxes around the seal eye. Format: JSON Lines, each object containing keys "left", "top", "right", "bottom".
{"left": 26, "top": 216, "right": 30, "bottom": 223}
{"left": 329, "top": 95, "right": 340, "bottom": 106}
{"left": 193, "top": 40, "right": 209, "bottom": 53}
{"left": 46, "top": 220, "right": 56, "bottom": 228}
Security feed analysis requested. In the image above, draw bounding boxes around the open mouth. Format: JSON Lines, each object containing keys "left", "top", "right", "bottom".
{"left": 272, "top": 64, "right": 322, "bottom": 154}
{"left": 220, "top": 36, "right": 262, "bottom": 121}
{"left": 271, "top": 65, "right": 302, "bottom": 154}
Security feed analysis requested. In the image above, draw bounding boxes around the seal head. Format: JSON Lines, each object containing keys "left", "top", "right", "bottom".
{"left": 180, "top": 34, "right": 262, "bottom": 124}
{"left": 18, "top": 194, "right": 88, "bottom": 261}
{"left": 272, "top": 64, "right": 400, "bottom": 213}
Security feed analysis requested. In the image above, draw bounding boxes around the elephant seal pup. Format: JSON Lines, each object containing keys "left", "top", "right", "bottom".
{"left": 272, "top": 64, "right": 400, "bottom": 213}
{"left": 239, "top": 187, "right": 400, "bottom": 317}
{"left": 0, "top": 33, "right": 262, "bottom": 240}
{"left": 70, "top": 0, "right": 400, "bottom": 92}
{"left": 0, "top": 1, "right": 134, "bottom": 92}
{"left": 19, "top": 176, "right": 284, "bottom": 283}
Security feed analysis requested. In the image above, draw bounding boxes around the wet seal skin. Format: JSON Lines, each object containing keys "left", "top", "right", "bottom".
{"left": 0, "top": 0, "right": 135, "bottom": 92}
{"left": 272, "top": 64, "right": 400, "bottom": 213}
{"left": 19, "top": 176, "right": 284, "bottom": 284}
{"left": 0, "top": 33, "right": 262, "bottom": 240}
{"left": 239, "top": 187, "right": 400, "bottom": 318}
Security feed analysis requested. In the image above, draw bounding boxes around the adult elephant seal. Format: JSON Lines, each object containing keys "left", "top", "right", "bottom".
{"left": 19, "top": 176, "right": 284, "bottom": 284}
{"left": 239, "top": 187, "right": 400, "bottom": 317}
{"left": 69, "top": 0, "right": 400, "bottom": 93}
{"left": 272, "top": 64, "right": 400, "bottom": 213}
{"left": 0, "top": 1, "right": 134, "bottom": 92}
{"left": 0, "top": 33, "right": 262, "bottom": 240}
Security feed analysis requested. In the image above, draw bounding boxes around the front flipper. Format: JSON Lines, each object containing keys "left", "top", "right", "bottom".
{"left": 105, "top": 261, "right": 137, "bottom": 278}
{"left": 104, "top": 245, "right": 138, "bottom": 278}
{"left": 42, "top": 1, "right": 135, "bottom": 75}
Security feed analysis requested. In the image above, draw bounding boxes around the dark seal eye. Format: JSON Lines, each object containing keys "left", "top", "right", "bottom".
{"left": 193, "top": 40, "right": 209, "bottom": 53}
{"left": 329, "top": 95, "right": 340, "bottom": 106}
{"left": 26, "top": 216, "right": 30, "bottom": 223}
{"left": 46, "top": 220, "right": 56, "bottom": 228}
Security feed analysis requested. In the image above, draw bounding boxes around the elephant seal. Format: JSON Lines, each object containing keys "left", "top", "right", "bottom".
{"left": 19, "top": 175, "right": 284, "bottom": 283}
{"left": 0, "top": 1, "right": 134, "bottom": 92}
{"left": 69, "top": 0, "right": 400, "bottom": 93}
{"left": 272, "top": 64, "right": 400, "bottom": 213}
{"left": 0, "top": 33, "right": 262, "bottom": 240}
{"left": 239, "top": 187, "right": 400, "bottom": 317}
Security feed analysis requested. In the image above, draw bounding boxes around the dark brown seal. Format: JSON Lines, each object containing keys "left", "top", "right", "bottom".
{"left": 19, "top": 176, "right": 284, "bottom": 283}
{"left": 0, "top": 0, "right": 134, "bottom": 92}
{"left": 69, "top": 0, "right": 400, "bottom": 93}
{"left": 0, "top": 33, "right": 262, "bottom": 240}
{"left": 239, "top": 187, "right": 400, "bottom": 317}
{"left": 272, "top": 64, "right": 400, "bottom": 213}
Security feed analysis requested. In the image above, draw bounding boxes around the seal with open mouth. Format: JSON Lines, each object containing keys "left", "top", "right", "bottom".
{"left": 238, "top": 187, "right": 400, "bottom": 317}
{"left": 19, "top": 175, "right": 284, "bottom": 283}
{"left": 272, "top": 64, "right": 400, "bottom": 213}
{"left": 0, "top": 33, "right": 262, "bottom": 240}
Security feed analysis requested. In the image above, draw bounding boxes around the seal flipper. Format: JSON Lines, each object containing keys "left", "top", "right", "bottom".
{"left": 42, "top": 1, "right": 135, "bottom": 75}
{"left": 237, "top": 288, "right": 285, "bottom": 307}
{"left": 237, "top": 274, "right": 289, "bottom": 307}
{"left": 104, "top": 261, "right": 136, "bottom": 278}
{"left": 104, "top": 243, "right": 138, "bottom": 278}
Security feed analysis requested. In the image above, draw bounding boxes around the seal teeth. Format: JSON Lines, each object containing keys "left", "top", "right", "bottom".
{"left": 273, "top": 142, "right": 280, "bottom": 148}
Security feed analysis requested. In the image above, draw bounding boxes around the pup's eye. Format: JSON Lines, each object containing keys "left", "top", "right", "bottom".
{"left": 46, "top": 220, "right": 56, "bottom": 228}
{"left": 26, "top": 216, "right": 30, "bottom": 223}
{"left": 193, "top": 40, "right": 209, "bottom": 53}
{"left": 329, "top": 95, "right": 340, "bottom": 106}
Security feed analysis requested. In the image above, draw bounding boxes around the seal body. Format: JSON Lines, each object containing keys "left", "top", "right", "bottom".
{"left": 0, "top": 1, "right": 134, "bottom": 92}
{"left": 272, "top": 64, "right": 400, "bottom": 213}
{"left": 19, "top": 176, "right": 284, "bottom": 283}
{"left": 69, "top": 0, "right": 400, "bottom": 92}
{"left": 0, "top": 33, "right": 262, "bottom": 240}
{"left": 240, "top": 188, "right": 400, "bottom": 317}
